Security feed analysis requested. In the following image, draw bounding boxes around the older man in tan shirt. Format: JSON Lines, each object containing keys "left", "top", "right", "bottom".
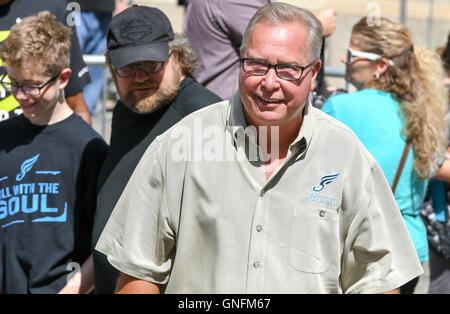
{"left": 96, "top": 3, "right": 422, "bottom": 294}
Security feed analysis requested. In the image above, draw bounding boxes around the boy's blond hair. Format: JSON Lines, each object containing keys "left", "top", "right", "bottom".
{"left": 0, "top": 11, "right": 71, "bottom": 77}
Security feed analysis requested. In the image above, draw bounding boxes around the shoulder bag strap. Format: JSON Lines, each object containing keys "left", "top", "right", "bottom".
{"left": 391, "top": 142, "right": 411, "bottom": 193}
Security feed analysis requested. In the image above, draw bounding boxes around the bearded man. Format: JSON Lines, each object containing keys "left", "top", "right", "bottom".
{"left": 91, "top": 5, "right": 221, "bottom": 294}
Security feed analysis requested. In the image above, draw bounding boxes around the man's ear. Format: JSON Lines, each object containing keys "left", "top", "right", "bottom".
{"left": 310, "top": 59, "right": 322, "bottom": 91}
{"left": 58, "top": 68, "right": 72, "bottom": 90}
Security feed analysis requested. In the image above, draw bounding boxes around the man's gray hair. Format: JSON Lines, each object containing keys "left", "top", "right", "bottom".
{"left": 169, "top": 32, "right": 200, "bottom": 76}
{"left": 240, "top": 2, "right": 323, "bottom": 63}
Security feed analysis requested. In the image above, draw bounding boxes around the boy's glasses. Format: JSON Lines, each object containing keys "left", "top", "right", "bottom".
{"left": 1, "top": 73, "right": 60, "bottom": 96}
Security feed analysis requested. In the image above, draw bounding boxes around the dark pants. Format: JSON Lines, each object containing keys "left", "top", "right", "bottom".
{"left": 429, "top": 248, "right": 450, "bottom": 293}
{"left": 400, "top": 276, "right": 420, "bottom": 294}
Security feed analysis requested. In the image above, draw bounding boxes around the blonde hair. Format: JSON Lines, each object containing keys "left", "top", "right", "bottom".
{"left": 0, "top": 11, "right": 71, "bottom": 76}
{"left": 352, "top": 17, "right": 448, "bottom": 179}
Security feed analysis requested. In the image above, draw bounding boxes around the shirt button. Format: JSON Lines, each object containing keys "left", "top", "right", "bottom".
{"left": 256, "top": 225, "right": 263, "bottom": 232}
{"left": 253, "top": 261, "right": 261, "bottom": 268}
{"left": 319, "top": 210, "right": 326, "bottom": 217}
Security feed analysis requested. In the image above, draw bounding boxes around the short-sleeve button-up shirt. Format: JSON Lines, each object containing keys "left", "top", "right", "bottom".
{"left": 96, "top": 93, "right": 423, "bottom": 293}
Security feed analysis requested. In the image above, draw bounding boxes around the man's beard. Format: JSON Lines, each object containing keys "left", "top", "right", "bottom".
{"left": 121, "top": 69, "right": 181, "bottom": 114}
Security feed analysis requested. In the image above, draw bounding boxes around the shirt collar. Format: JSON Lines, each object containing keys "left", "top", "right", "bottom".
{"left": 226, "top": 91, "right": 248, "bottom": 129}
{"left": 294, "top": 100, "right": 315, "bottom": 156}
{"left": 226, "top": 92, "right": 314, "bottom": 157}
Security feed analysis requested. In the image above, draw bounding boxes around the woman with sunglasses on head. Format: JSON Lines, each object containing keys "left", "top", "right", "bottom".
{"left": 322, "top": 17, "right": 448, "bottom": 294}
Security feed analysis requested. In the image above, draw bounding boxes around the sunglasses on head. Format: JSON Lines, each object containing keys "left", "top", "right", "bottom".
{"left": 346, "top": 47, "right": 394, "bottom": 66}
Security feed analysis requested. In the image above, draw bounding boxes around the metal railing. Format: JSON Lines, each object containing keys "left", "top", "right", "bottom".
{"left": 84, "top": 55, "right": 108, "bottom": 136}
{"left": 83, "top": 55, "right": 346, "bottom": 137}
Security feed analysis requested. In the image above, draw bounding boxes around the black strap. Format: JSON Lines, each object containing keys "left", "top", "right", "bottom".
{"left": 392, "top": 142, "right": 410, "bottom": 193}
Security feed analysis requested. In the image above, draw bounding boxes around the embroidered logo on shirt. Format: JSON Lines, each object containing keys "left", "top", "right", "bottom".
{"left": 312, "top": 173, "right": 340, "bottom": 192}
{"left": 306, "top": 193, "right": 340, "bottom": 208}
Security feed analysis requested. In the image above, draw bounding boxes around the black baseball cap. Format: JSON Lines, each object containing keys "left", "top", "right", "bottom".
{"left": 107, "top": 5, "right": 174, "bottom": 69}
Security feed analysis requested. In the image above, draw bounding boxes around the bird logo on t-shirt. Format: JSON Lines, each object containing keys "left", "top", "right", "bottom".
{"left": 16, "top": 154, "right": 39, "bottom": 181}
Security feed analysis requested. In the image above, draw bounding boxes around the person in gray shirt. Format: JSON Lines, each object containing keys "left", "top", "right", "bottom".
{"left": 183, "top": 0, "right": 336, "bottom": 101}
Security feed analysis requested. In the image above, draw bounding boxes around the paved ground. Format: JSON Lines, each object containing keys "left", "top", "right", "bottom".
{"left": 93, "top": 0, "right": 439, "bottom": 293}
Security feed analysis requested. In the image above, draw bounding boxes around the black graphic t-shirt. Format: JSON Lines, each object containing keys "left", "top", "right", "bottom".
{"left": 0, "top": 113, "right": 108, "bottom": 293}
{"left": 0, "top": 0, "right": 90, "bottom": 121}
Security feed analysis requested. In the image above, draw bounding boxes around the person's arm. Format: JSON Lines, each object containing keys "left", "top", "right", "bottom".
{"left": 432, "top": 146, "right": 450, "bottom": 181}
{"left": 379, "top": 289, "right": 400, "bottom": 294}
{"left": 58, "top": 254, "right": 94, "bottom": 294}
{"left": 433, "top": 159, "right": 450, "bottom": 181}
{"left": 116, "top": 273, "right": 161, "bottom": 294}
{"left": 314, "top": 8, "right": 336, "bottom": 38}
{"left": 66, "top": 92, "right": 92, "bottom": 126}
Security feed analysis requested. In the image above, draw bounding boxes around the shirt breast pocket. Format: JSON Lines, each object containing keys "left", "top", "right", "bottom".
{"left": 289, "top": 207, "right": 339, "bottom": 274}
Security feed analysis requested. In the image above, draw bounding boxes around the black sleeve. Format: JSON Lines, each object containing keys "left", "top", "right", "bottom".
{"left": 74, "top": 137, "right": 108, "bottom": 262}
{"left": 64, "top": 10, "right": 91, "bottom": 96}
{"left": 174, "top": 77, "right": 222, "bottom": 116}
{"left": 52, "top": 0, "right": 91, "bottom": 96}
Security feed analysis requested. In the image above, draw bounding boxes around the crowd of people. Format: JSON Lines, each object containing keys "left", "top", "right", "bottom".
{"left": 0, "top": 0, "right": 449, "bottom": 294}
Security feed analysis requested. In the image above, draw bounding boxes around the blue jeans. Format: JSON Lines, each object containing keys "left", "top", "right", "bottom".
{"left": 76, "top": 11, "right": 112, "bottom": 115}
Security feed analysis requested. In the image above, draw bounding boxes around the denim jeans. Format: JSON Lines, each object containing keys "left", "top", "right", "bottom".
{"left": 76, "top": 11, "right": 112, "bottom": 115}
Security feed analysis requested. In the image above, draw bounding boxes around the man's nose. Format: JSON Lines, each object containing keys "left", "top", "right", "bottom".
{"left": 261, "top": 68, "right": 280, "bottom": 91}
{"left": 134, "top": 68, "right": 151, "bottom": 82}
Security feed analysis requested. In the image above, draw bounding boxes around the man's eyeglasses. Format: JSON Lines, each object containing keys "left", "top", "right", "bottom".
{"left": 114, "top": 61, "right": 164, "bottom": 78}
{"left": 240, "top": 58, "right": 317, "bottom": 81}
{"left": 346, "top": 47, "right": 394, "bottom": 66}
{"left": 1, "top": 73, "right": 60, "bottom": 96}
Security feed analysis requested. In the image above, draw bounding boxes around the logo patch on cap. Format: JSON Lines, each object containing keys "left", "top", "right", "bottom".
{"left": 120, "top": 19, "right": 152, "bottom": 42}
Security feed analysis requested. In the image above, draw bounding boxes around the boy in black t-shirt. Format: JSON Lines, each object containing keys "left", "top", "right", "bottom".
{"left": 0, "top": 0, "right": 92, "bottom": 125}
{"left": 0, "top": 11, "right": 107, "bottom": 293}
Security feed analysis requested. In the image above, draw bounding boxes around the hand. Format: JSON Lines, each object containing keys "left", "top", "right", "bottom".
{"left": 58, "top": 255, "right": 94, "bottom": 294}
{"left": 58, "top": 270, "right": 83, "bottom": 294}
{"left": 314, "top": 8, "right": 337, "bottom": 38}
